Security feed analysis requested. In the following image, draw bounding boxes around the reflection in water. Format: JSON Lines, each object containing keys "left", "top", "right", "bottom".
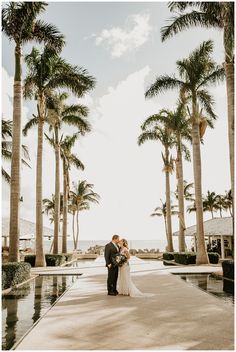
{"left": 178, "top": 273, "right": 234, "bottom": 304}
{"left": 5, "top": 296, "right": 18, "bottom": 350}
{"left": 32, "top": 276, "right": 44, "bottom": 324}
{"left": 2, "top": 275, "right": 79, "bottom": 350}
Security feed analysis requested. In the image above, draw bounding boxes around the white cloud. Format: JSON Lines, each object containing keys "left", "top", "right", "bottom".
{"left": 95, "top": 13, "right": 152, "bottom": 58}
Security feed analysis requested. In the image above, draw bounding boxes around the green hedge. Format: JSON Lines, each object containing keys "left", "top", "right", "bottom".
{"left": 167, "top": 252, "right": 220, "bottom": 265}
{"left": 222, "top": 260, "right": 234, "bottom": 280}
{"left": 163, "top": 252, "right": 175, "bottom": 261}
{"left": 46, "top": 254, "right": 65, "bottom": 266}
{"left": 208, "top": 252, "right": 220, "bottom": 264}
{"left": 2, "top": 262, "right": 31, "bottom": 290}
{"left": 174, "top": 252, "right": 196, "bottom": 265}
{"left": 24, "top": 254, "right": 66, "bottom": 267}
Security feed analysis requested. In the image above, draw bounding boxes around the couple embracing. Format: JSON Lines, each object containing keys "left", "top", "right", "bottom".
{"left": 104, "top": 234, "right": 152, "bottom": 298}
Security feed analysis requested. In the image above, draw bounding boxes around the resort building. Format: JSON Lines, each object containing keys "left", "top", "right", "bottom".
{"left": 173, "top": 217, "right": 233, "bottom": 259}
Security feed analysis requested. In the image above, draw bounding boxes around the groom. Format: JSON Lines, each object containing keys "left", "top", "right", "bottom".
{"left": 104, "top": 234, "right": 120, "bottom": 296}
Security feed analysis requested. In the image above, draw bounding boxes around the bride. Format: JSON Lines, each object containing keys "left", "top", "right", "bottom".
{"left": 117, "top": 238, "right": 153, "bottom": 298}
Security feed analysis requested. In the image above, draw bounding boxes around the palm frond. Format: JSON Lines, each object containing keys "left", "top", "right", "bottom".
{"left": 145, "top": 75, "right": 184, "bottom": 98}
{"left": 2, "top": 167, "right": 11, "bottom": 184}
{"left": 23, "top": 116, "right": 38, "bottom": 136}
{"left": 138, "top": 131, "right": 159, "bottom": 145}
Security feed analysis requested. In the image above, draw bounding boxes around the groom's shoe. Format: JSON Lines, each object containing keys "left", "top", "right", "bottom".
{"left": 115, "top": 290, "right": 119, "bottom": 295}
{"left": 108, "top": 292, "right": 116, "bottom": 296}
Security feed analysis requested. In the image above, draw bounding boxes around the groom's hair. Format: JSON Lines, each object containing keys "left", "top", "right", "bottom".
{"left": 112, "top": 234, "right": 119, "bottom": 240}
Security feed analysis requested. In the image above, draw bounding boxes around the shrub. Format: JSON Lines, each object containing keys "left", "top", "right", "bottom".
{"left": 163, "top": 252, "right": 174, "bottom": 261}
{"left": 24, "top": 254, "right": 66, "bottom": 267}
{"left": 174, "top": 252, "right": 196, "bottom": 265}
{"left": 222, "top": 260, "right": 234, "bottom": 280}
{"left": 46, "top": 254, "right": 65, "bottom": 266}
{"left": 24, "top": 255, "right": 36, "bottom": 267}
{"left": 208, "top": 252, "right": 220, "bottom": 264}
{"left": 2, "top": 262, "right": 31, "bottom": 290}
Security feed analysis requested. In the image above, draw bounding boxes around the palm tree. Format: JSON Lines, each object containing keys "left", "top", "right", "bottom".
{"left": 203, "top": 191, "right": 220, "bottom": 219}
{"left": 151, "top": 200, "right": 179, "bottom": 246}
{"left": 175, "top": 181, "right": 195, "bottom": 202}
{"left": 43, "top": 194, "right": 63, "bottom": 253}
{"left": 138, "top": 112, "right": 175, "bottom": 252}
{"left": 2, "top": 119, "right": 30, "bottom": 183}
{"left": 69, "top": 181, "right": 100, "bottom": 251}
{"left": 60, "top": 134, "right": 84, "bottom": 253}
{"left": 224, "top": 190, "right": 233, "bottom": 217}
{"left": 23, "top": 47, "right": 95, "bottom": 265}
{"left": 147, "top": 104, "right": 191, "bottom": 252}
{"left": 2, "top": 2, "right": 65, "bottom": 262}
{"left": 161, "top": 2, "right": 234, "bottom": 221}
{"left": 45, "top": 93, "right": 91, "bottom": 254}
{"left": 145, "top": 41, "right": 224, "bottom": 264}
{"left": 43, "top": 194, "right": 63, "bottom": 225}
{"left": 216, "top": 194, "right": 227, "bottom": 218}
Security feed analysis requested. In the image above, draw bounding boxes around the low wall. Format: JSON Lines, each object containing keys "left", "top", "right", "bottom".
{"left": 76, "top": 254, "right": 98, "bottom": 259}
{"left": 136, "top": 253, "right": 163, "bottom": 259}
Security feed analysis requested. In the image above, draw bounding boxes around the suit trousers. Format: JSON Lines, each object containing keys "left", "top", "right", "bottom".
{"left": 107, "top": 265, "right": 118, "bottom": 293}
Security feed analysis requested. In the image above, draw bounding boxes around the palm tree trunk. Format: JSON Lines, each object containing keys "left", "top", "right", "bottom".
{"left": 75, "top": 211, "right": 79, "bottom": 250}
{"left": 72, "top": 212, "right": 76, "bottom": 250}
{"left": 53, "top": 126, "right": 60, "bottom": 254}
{"left": 192, "top": 95, "right": 208, "bottom": 264}
{"left": 35, "top": 98, "right": 46, "bottom": 266}
{"left": 62, "top": 160, "right": 68, "bottom": 254}
{"left": 176, "top": 137, "right": 186, "bottom": 252}
{"left": 164, "top": 215, "right": 168, "bottom": 243}
{"left": 211, "top": 210, "right": 214, "bottom": 219}
{"left": 165, "top": 146, "right": 174, "bottom": 252}
{"left": 224, "top": 62, "right": 234, "bottom": 236}
{"left": 9, "top": 44, "right": 22, "bottom": 262}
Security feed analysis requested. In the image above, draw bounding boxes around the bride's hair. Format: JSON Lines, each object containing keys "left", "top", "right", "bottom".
{"left": 122, "top": 239, "right": 129, "bottom": 248}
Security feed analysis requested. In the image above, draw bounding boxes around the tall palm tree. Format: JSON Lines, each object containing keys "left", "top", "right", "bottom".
{"left": 23, "top": 47, "right": 95, "bottom": 265}
{"left": 203, "top": 191, "right": 220, "bottom": 219}
{"left": 2, "top": 119, "right": 30, "bottom": 183}
{"left": 161, "top": 1, "right": 234, "bottom": 221}
{"left": 45, "top": 93, "right": 91, "bottom": 254}
{"left": 145, "top": 104, "right": 192, "bottom": 252}
{"left": 138, "top": 112, "right": 175, "bottom": 252}
{"left": 151, "top": 200, "right": 179, "bottom": 246}
{"left": 145, "top": 41, "right": 224, "bottom": 264}
{"left": 60, "top": 134, "right": 84, "bottom": 253}
{"left": 2, "top": 2, "right": 65, "bottom": 262}
{"left": 69, "top": 181, "right": 100, "bottom": 251}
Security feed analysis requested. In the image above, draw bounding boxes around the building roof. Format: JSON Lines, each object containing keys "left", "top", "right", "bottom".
{"left": 2, "top": 218, "right": 54, "bottom": 239}
{"left": 173, "top": 217, "right": 233, "bottom": 237}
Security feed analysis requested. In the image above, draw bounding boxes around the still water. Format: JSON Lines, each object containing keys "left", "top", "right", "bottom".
{"left": 2, "top": 275, "right": 79, "bottom": 350}
{"left": 176, "top": 273, "right": 234, "bottom": 305}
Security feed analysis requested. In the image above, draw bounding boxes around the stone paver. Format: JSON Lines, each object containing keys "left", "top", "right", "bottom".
{"left": 16, "top": 257, "right": 234, "bottom": 350}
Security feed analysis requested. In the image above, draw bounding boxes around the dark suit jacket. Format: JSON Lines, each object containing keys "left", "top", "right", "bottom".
{"left": 104, "top": 242, "right": 119, "bottom": 267}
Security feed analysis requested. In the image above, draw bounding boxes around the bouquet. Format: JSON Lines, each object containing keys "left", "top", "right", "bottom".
{"left": 111, "top": 253, "right": 127, "bottom": 267}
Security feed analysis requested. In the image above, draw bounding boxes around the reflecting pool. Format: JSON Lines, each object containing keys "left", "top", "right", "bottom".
{"left": 2, "top": 275, "right": 79, "bottom": 350}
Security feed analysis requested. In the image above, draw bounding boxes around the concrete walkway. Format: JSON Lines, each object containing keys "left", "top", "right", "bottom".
{"left": 16, "top": 257, "right": 234, "bottom": 350}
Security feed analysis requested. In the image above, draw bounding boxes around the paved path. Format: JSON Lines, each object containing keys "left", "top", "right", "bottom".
{"left": 16, "top": 258, "right": 234, "bottom": 350}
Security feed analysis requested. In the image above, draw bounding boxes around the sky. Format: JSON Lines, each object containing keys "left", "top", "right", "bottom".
{"left": 2, "top": 1, "right": 231, "bottom": 245}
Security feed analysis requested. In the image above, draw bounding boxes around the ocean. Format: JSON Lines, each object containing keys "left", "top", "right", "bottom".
{"left": 42, "top": 237, "right": 193, "bottom": 253}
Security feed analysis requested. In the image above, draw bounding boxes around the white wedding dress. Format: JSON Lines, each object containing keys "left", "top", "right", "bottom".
{"left": 117, "top": 248, "right": 153, "bottom": 298}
